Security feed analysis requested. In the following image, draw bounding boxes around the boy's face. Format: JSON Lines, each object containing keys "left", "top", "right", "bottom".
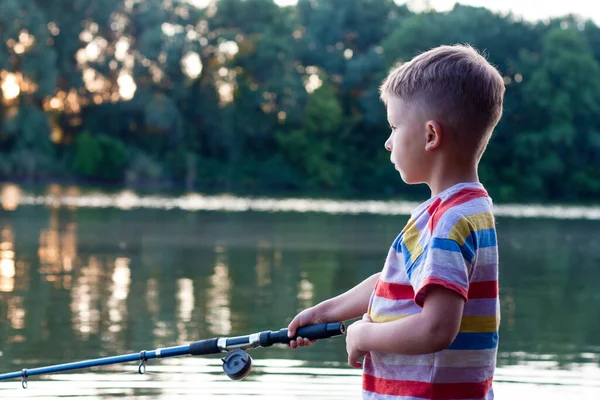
{"left": 384, "top": 96, "right": 430, "bottom": 184}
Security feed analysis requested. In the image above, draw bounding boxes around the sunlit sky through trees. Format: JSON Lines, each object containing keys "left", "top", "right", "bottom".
{"left": 2, "top": 0, "right": 597, "bottom": 108}
{"left": 276, "top": 0, "right": 600, "bottom": 24}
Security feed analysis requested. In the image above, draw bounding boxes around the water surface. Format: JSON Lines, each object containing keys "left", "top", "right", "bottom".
{"left": 0, "top": 184, "right": 599, "bottom": 398}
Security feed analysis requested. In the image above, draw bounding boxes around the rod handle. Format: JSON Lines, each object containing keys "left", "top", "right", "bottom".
{"left": 293, "top": 322, "right": 346, "bottom": 342}
{"left": 189, "top": 338, "right": 220, "bottom": 356}
{"left": 261, "top": 322, "right": 346, "bottom": 346}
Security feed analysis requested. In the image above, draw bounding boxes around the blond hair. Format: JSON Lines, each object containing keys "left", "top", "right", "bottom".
{"left": 380, "top": 44, "right": 505, "bottom": 157}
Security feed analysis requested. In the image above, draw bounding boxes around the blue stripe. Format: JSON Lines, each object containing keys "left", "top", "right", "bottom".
{"left": 462, "top": 235, "right": 476, "bottom": 263}
{"left": 464, "top": 229, "right": 497, "bottom": 251}
{"left": 392, "top": 234, "right": 402, "bottom": 252}
{"left": 431, "top": 237, "right": 461, "bottom": 252}
{"left": 431, "top": 237, "right": 475, "bottom": 264}
{"left": 431, "top": 228, "right": 496, "bottom": 263}
{"left": 447, "top": 332, "right": 498, "bottom": 350}
{"left": 477, "top": 228, "right": 497, "bottom": 248}
{"left": 401, "top": 240, "right": 413, "bottom": 273}
{"left": 403, "top": 241, "right": 428, "bottom": 279}
{"left": 399, "top": 229, "right": 497, "bottom": 280}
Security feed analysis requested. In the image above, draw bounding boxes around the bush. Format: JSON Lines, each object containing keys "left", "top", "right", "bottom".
{"left": 71, "top": 131, "right": 128, "bottom": 182}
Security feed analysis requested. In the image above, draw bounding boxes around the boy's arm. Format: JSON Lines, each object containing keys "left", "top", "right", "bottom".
{"left": 317, "top": 272, "right": 380, "bottom": 322}
{"left": 287, "top": 272, "right": 380, "bottom": 339}
{"left": 348, "top": 285, "right": 464, "bottom": 362}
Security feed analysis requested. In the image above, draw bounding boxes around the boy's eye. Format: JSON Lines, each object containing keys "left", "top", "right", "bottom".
{"left": 389, "top": 125, "right": 396, "bottom": 131}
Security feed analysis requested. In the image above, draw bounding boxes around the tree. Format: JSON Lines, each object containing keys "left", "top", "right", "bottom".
{"left": 276, "top": 78, "right": 345, "bottom": 189}
{"left": 515, "top": 27, "right": 600, "bottom": 199}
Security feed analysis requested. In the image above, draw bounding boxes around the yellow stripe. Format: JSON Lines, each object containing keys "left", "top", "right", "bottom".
{"left": 459, "top": 315, "right": 500, "bottom": 333}
{"left": 448, "top": 212, "right": 495, "bottom": 245}
{"left": 402, "top": 219, "right": 424, "bottom": 263}
{"left": 369, "top": 313, "right": 410, "bottom": 323}
{"left": 368, "top": 313, "right": 499, "bottom": 331}
{"left": 400, "top": 218, "right": 415, "bottom": 234}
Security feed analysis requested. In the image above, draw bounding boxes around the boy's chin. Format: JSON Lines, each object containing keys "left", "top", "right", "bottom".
{"left": 398, "top": 170, "right": 419, "bottom": 185}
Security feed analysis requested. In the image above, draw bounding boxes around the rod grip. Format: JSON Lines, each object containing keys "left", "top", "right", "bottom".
{"left": 189, "top": 338, "right": 220, "bottom": 356}
{"left": 261, "top": 322, "right": 346, "bottom": 346}
{"left": 293, "top": 322, "right": 346, "bottom": 342}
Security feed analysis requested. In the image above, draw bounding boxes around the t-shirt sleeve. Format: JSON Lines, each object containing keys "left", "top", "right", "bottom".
{"left": 410, "top": 214, "right": 476, "bottom": 307}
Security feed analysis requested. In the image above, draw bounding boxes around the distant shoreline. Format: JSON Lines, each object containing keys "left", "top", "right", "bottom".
{"left": 2, "top": 182, "right": 599, "bottom": 220}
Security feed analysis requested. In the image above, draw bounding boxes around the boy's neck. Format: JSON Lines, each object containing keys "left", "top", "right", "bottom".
{"left": 428, "top": 162, "right": 479, "bottom": 198}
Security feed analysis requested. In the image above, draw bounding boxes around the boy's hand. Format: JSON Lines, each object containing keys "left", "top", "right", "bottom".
{"left": 346, "top": 313, "right": 372, "bottom": 368}
{"left": 287, "top": 307, "right": 324, "bottom": 349}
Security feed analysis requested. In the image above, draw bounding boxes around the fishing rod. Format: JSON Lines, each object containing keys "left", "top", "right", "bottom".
{"left": 0, "top": 321, "right": 345, "bottom": 388}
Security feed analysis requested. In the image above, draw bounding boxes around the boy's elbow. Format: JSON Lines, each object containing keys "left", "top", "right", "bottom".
{"left": 425, "top": 321, "right": 459, "bottom": 353}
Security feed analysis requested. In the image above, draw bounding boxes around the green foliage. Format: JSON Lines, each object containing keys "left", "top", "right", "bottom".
{"left": 1, "top": 1, "right": 600, "bottom": 203}
{"left": 72, "top": 131, "right": 128, "bottom": 182}
{"left": 72, "top": 131, "right": 102, "bottom": 178}
{"left": 276, "top": 80, "right": 344, "bottom": 189}
{"left": 96, "top": 135, "right": 128, "bottom": 181}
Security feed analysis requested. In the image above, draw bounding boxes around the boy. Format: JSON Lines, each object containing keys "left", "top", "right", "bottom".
{"left": 287, "top": 44, "right": 504, "bottom": 400}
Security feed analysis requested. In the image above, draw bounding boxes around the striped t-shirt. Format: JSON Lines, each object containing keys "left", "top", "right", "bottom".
{"left": 363, "top": 182, "right": 500, "bottom": 400}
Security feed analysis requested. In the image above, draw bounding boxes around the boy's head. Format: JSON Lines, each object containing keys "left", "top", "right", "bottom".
{"left": 380, "top": 44, "right": 505, "bottom": 185}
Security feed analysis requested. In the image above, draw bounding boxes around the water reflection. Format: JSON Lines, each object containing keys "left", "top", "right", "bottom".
{"left": 0, "top": 222, "right": 30, "bottom": 349}
{"left": 255, "top": 241, "right": 272, "bottom": 288}
{"left": 297, "top": 272, "right": 314, "bottom": 310}
{"left": 107, "top": 257, "right": 130, "bottom": 334}
{"left": 71, "top": 256, "right": 101, "bottom": 338}
{"left": 7, "top": 296, "right": 25, "bottom": 332}
{"left": 0, "top": 184, "right": 598, "bottom": 398}
{"left": 147, "top": 278, "right": 172, "bottom": 342}
{"left": 0, "top": 184, "right": 21, "bottom": 211}
{"left": 146, "top": 278, "right": 159, "bottom": 318}
{"left": 206, "top": 247, "right": 232, "bottom": 336}
{"left": 0, "top": 227, "right": 15, "bottom": 292}
{"left": 38, "top": 209, "right": 77, "bottom": 290}
{"left": 0, "top": 358, "right": 599, "bottom": 399}
{"left": 176, "top": 278, "right": 194, "bottom": 342}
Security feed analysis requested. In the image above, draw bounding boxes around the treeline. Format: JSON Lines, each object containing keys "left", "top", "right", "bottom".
{"left": 1, "top": 0, "right": 600, "bottom": 202}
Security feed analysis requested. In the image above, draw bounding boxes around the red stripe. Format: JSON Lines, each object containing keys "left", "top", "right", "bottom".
{"left": 414, "top": 277, "right": 468, "bottom": 307}
{"left": 426, "top": 197, "right": 442, "bottom": 216}
{"left": 428, "top": 188, "right": 489, "bottom": 233}
{"left": 363, "top": 374, "right": 493, "bottom": 399}
{"left": 468, "top": 281, "right": 498, "bottom": 299}
{"left": 375, "top": 281, "right": 414, "bottom": 300}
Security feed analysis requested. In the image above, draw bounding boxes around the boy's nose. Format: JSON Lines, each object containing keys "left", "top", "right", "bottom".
{"left": 384, "top": 138, "right": 392, "bottom": 151}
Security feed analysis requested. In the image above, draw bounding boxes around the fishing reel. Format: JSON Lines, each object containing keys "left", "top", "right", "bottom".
{"left": 221, "top": 349, "right": 253, "bottom": 380}
{"left": 216, "top": 322, "right": 346, "bottom": 380}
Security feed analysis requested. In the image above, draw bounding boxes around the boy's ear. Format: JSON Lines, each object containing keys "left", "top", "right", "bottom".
{"left": 424, "top": 120, "right": 442, "bottom": 151}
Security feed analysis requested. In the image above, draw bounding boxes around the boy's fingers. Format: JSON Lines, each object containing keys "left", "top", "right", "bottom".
{"left": 287, "top": 318, "right": 299, "bottom": 337}
{"left": 348, "top": 356, "right": 362, "bottom": 368}
{"left": 294, "top": 337, "right": 317, "bottom": 347}
{"left": 290, "top": 334, "right": 320, "bottom": 349}
{"left": 288, "top": 313, "right": 311, "bottom": 337}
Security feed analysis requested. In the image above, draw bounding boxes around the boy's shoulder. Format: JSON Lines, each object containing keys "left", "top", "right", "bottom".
{"left": 424, "top": 184, "right": 496, "bottom": 240}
